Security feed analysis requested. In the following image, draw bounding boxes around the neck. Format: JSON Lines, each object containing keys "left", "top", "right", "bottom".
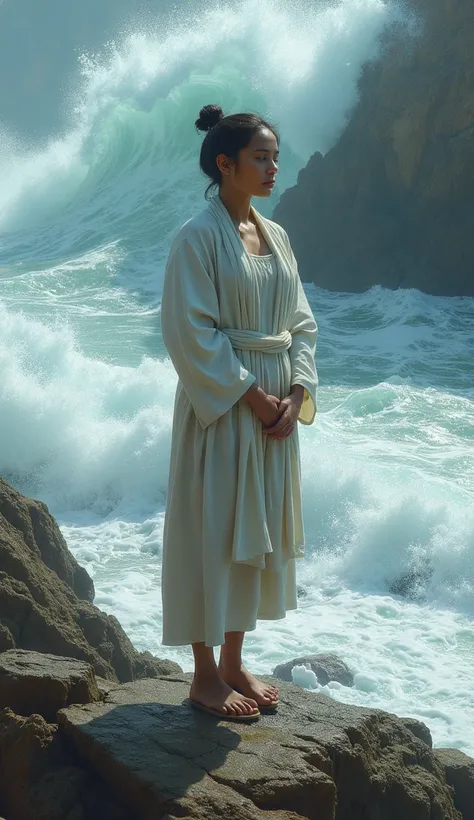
{"left": 218, "top": 187, "right": 253, "bottom": 228}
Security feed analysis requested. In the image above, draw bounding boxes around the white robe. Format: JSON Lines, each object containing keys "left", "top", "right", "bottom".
{"left": 160, "top": 194, "right": 318, "bottom": 647}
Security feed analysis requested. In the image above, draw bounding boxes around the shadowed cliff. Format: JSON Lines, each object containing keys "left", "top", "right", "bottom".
{"left": 274, "top": 0, "right": 474, "bottom": 296}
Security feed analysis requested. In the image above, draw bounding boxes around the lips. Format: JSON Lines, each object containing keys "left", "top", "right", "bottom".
{"left": 263, "top": 180, "right": 275, "bottom": 187}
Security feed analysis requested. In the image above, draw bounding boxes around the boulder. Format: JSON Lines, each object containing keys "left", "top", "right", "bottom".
{"left": 273, "top": 654, "right": 354, "bottom": 687}
{"left": 56, "top": 674, "right": 465, "bottom": 820}
{"left": 0, "top": 476, "right": 182, "bottom": 683}
{"left": 273, "top": 0, "right": 474, "bottom": 296}
{"left": 0, "top": 650, "right": 101, "bottom": 723}
{"left": 435, "top": 748, "right": 474, "bottom": 820}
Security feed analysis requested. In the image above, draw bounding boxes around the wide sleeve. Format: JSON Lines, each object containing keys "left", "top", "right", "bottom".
{"left": 287, "top": 246, "right": 319, "bottom": 426}
{"left": 160, "top": 236, "right": 256, "bottom": 430}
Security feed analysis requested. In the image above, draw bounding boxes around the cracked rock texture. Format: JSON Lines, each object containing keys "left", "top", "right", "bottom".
{"left": 0, "top": 650, "right": 101, "bottom": 722}
{"left": 0, "top": 476, "right": 181, "bottom": 683}
{"left": 56, "top": 674, "right": 467, "bottom": 820}
{"left": 274, "top": 0, "right": 474, "bottom": 296}
{"left": 0, "top": 707, "right": 131, "bottom": 820}
{"left": 435, "top": 749, "right": 474, "bottom": 820}
{"left": 0, "top": 477, "right": 93, "bottom": 603}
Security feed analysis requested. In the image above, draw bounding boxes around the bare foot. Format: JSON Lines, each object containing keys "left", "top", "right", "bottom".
{"left": 218, "top": 662, "right": 279, "bottom": 707}
{"left": 190, "top": 671, "right": 259, "bottom": 717}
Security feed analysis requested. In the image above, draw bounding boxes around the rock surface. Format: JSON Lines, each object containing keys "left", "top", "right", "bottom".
{"left": 273, "top": 654, "right": 354, "bottom": 688}
{"left": 1, "top": 483, "right": 472, "bottom": 820}
{"left": 0, "top": 707, "right": 131, "bottom": 820}
{"left": 56, "top": 674, "right": 464, "bottom": 820}
{"left": 398, "top": 716, "right": 433, "bottom": 749}
{"left": 273, "top": 0, "right": 474, "bottom": 296}
{"left": 0, "top": 650, "right": 101, "bottom": 723}
{"left": 0, "top": 476, "right": 181, "bottom": 683}
{"left": 435, "top": 748, "right": 474, "bottom": 820}
{"left": 0, "top": 477, "right": 93, "bottom": 602}
{"left": 0, "top": 652, "right": 472, "bottom": 820}
{"left": 0, "top": 624, "right": 14, "bottom": 653}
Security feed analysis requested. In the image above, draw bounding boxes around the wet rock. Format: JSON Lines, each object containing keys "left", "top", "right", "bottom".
{"left": 273, "top": 654, "right": 354, "bottom": 687}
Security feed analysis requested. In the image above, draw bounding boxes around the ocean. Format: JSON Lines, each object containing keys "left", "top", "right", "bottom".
{"left": 0, "top": 0, "right": 473, "bottom": 754}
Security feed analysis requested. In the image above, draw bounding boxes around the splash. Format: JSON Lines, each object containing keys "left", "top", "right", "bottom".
{"left": 0, "top": 0, "right": 407, "bottom": 236}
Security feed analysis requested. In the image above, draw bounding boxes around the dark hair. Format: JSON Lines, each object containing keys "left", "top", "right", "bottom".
{"left": 195, "top": 104, "right": 279, "bottom": 199}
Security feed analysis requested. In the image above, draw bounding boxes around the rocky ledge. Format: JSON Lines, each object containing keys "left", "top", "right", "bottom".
{"left": 1, "top": 650, "right": 473, "bottom": 820}
{"left": 1, "top": 476, "right": 473, "bottom": 819}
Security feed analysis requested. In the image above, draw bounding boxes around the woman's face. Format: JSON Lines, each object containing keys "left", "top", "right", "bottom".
{"left": 218, "top": 127, "right": 279, "bottom": 198}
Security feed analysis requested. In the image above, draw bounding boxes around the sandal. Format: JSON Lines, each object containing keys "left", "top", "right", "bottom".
{"left": 186, "top": 698, "right": 260, "bottom": 722}
{"left": 234, "top": 688, "right": 279, "bottom": 713}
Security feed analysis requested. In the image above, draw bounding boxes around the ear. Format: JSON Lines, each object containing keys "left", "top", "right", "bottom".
{"left": 216, "top": 153, "right": 232, "bottom": 176}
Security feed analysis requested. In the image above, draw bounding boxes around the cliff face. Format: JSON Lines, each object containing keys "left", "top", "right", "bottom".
{"left": 274, "top": 0, "right": 474, "bottom": 296}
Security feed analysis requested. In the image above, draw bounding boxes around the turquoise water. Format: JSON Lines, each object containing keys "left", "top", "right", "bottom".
{"left": 0, "top": 0, "right": 473, "bottom": 754}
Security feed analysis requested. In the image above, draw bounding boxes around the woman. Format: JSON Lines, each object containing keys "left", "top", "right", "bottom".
{"left": 160, "top": 104, "right": 318, "bottom": 721}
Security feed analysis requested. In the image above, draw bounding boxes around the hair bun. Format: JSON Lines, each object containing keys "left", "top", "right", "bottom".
{"left": 195, "top": 104, "right": 224, "bottom": 132}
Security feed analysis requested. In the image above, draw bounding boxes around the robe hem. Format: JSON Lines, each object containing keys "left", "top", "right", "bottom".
{"left": 162, "top": 606, "right": 298, "bottom": 647}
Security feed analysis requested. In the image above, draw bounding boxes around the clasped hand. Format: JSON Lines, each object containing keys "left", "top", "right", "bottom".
{"left": 261, "top": 394, "right": 300, "bottom": 440}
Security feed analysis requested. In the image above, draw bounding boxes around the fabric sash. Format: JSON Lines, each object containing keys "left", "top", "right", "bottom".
{"left": 220, "top": 328, "right": 292, "bottom": 354}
